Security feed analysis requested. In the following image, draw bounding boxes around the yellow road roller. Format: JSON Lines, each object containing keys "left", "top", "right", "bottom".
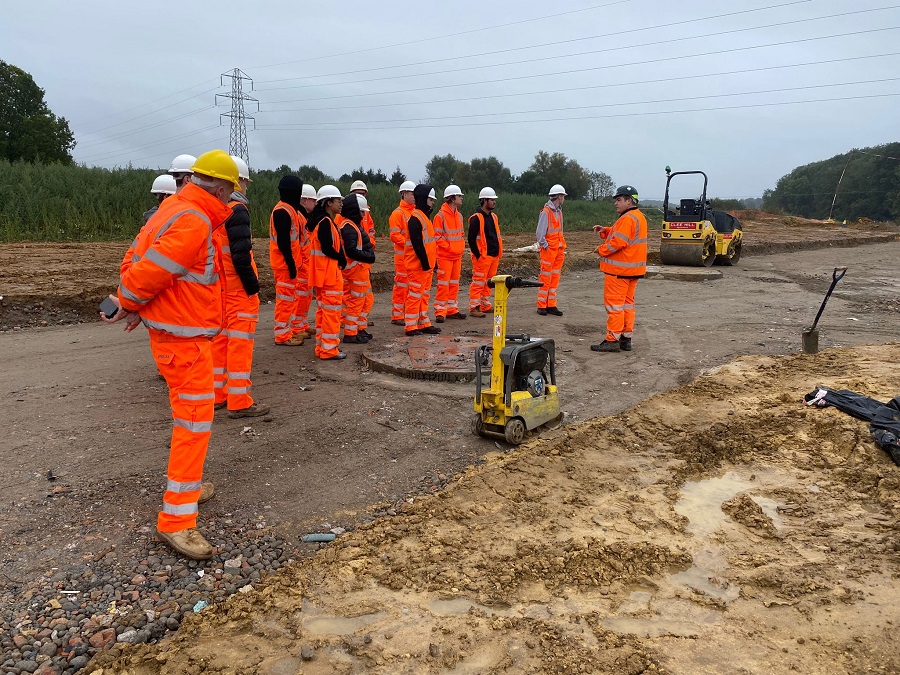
{"left": 659, "top": 168, "right": 743, "bottom": 267}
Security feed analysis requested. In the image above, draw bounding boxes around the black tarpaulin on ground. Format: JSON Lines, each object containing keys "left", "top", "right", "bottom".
{"left": 805, "top": 387, "right": 900, "bottom": 465}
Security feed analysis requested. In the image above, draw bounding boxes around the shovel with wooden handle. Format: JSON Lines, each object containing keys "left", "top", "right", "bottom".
{"left": 802, "top": 267, "right": 847, "bottom": 354}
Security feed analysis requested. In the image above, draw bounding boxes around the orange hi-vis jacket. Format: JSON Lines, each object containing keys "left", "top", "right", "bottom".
{"left": 540, "top": 203, "right": 567, "bottom": 250}
{"left": 215, "top": 198, "right": 259, "bottom": 293}
{"left": 118, "top": 182, "right": 231, "bottom": 338}
{"left": 405, "top": 209, "right": 437, "bottom": 272}
{"left": 389, "top": 200, "right": 415, "bottom": 250}
{"left": 433, "top": 203, "right": 466, "bottom": 260}
{"left": 362, "top": 210, "right": 376, "bottom": 251}
{"left": 597, "top": 207, "right": 648, "bottom": 277}
{"left": 309, "top": 214, "right": 344, "bottom": 288}
{"left": 471, "top": 211, "right": 503, "bottom": 258}
{"left": 268, "top": 201, "right": 302, "bottom": 272}
{"left": 297, "top": 209, "right": 311, "bottom": 261}
{"left": 335, "top": 214, "right": 368, "bottom": 272}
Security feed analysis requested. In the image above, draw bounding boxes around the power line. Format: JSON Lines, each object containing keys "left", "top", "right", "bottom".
{"left": 259, "top": 53, "right": 900, "bottom": 114}
{"left": 255, "top": 6, "right": 899, "bottom": 92}
{"left": 263, "top": 26, "right": 900, "bottom": 105}
{"left": 256, "top": 0, "right": 814, "bottom": 85}
{"left": 75, "top": 106, "right": 215, "bottom": 150}
{"left": 247, "top": 0, "right": 630, "bottom": 71}
{"left": 113, "top": 132, "right": 229, "bottom": 168}
{"left": 255, "top": 91, "right": 900, "bottom": 132}
{"left": 71, "top": 79, "right": 217, "bottom": 130}
{"left": 256, "top": 77, "right": 900, "bottom": 128}
{"left": 77, "top": 125, "right": 221, "bottom": 163}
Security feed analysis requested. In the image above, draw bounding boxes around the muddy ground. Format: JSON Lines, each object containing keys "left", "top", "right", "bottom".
{"left": 1, "top": 215, "right": 899, "bottom": 673}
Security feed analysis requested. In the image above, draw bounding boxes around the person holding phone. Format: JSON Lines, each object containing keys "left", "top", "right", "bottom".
{"left": 101, "top": 149, "right": 239, "bottom": 561}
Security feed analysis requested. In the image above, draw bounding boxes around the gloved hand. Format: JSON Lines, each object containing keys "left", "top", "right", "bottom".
{"left": 288, "top": 265, "right": 297, "bottom": 280}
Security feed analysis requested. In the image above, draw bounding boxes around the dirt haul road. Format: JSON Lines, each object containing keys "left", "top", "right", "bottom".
{"left": 0, "top": 225, "right": 898, "bottom": 673}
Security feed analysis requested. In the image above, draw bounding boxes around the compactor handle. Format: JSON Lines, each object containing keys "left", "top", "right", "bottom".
{"left": 833, "top": 267, "right": 847, "bottom": 282}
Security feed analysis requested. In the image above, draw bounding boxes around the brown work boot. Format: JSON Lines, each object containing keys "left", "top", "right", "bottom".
{"left": 469, "top": 309, "right": 486, "bottom": 318}
{"left": 155, "top": 527, "right": 213, "bottom": 560}
{"left": 228, "top": 403, "right": 271, "bottom": 419}
{"left": 276, "top": 334, "right": 304, "bottom": 346}
{"left": 198, "top": 481, "right": 215, "bottom": 503}
{"left": 294, "top": 329, "right": 312, "bottom": 339}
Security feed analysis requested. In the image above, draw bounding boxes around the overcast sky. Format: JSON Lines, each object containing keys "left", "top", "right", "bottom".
{"left": 4, "top": 0, "right": 898, "bottom": 199}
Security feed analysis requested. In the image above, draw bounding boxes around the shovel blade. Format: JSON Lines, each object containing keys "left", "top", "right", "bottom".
{"left": 802, "top": 328, "right": 819, "bottom": 354}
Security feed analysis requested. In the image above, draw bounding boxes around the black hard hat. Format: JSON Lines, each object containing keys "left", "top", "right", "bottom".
{"left": 614, "top": 185, "right": 638, "bottom": 199}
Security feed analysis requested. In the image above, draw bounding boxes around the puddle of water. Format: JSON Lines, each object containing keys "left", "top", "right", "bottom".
{"left": 429, "top": 597, "right": 507, "bottom": 617}
{"left": 750, "top": 495, "right": 784, "bottom": 530}
{"left": 303, "top": 612, "right": 386, "bottom": 636}
{"left": 618, "top": 590, "right": 653, "bottom": 615}
{"left": 675, "top": 472, "right": 752, "bottom": 538}
{"left": 669, "top": 564, "right": 740, "bottom": 602}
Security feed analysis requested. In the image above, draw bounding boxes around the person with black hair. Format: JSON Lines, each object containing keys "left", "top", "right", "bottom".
{"left": 337, "top": 193, "right": 376, "bottom": 344}
{"left": 403, "top": 185, "right": 441, "bottom": 336}
{"left": 307, "top": 186, "right": 349, "bottom": 360}
{"left": 269, "top": 176, "right": 305, "bottom": 346}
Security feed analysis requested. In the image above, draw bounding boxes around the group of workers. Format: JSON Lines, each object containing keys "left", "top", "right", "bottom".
{"left": 102, "top": 149, "right": 647, "bottom": 560}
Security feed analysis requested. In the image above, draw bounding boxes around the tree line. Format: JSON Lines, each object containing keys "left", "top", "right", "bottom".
{"left": 762, "top": 143, "right": 900, "bottom": 222}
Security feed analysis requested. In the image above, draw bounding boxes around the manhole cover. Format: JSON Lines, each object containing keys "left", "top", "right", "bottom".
{"left": 363, "top": 335, "right": 483, "bottom": 382}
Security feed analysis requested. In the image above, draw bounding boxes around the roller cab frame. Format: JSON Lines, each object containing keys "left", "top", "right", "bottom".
{"left": 473, "top": 275, "right": 562, "bottom": 445}
{"left": 660, "top": 169, "right": 743, "bottom": 267}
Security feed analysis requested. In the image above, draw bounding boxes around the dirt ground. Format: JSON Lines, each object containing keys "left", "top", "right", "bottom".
{"left": 1, "top": 215, "right": 899, "bottom": 673}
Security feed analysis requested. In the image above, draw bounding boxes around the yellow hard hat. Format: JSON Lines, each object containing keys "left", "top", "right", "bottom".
{"left": 191, "top": 149, "right": 240, "bottom": 191}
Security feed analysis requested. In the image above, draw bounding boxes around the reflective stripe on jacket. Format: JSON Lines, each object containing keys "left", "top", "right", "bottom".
{"left": 537, "top": 201, "right": 566, "bottom": 250}
{"left": 268, "top": 201, "right": 302, "bottom": 271}
{"left": 597, "top": 208, "right": 648, "bottom": 277}
{"left": 309, "top": 215, "right": 344, "bottom": 288}
{"left": 118, "top": 182, "right": 231, "bottom": 338}
{"left": 389, "top": 201, "right": 414, "bottom": 251}
{"left": 404, "top": 209, "right": 437, "bottom": 271}
{"left": 471, "top": 211, "right": 503, "bottom": 258}
{"left": 434, "top": 203, "right": 465, "bottom": 259}
{"left": 215, "top": 199, "right": 259, "bottom": 293}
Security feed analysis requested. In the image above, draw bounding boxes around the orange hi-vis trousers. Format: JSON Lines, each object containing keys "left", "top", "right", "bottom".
{"left": 212, "top": 292, "right": 259, "bottom": 411}
{"left": 469, "top": 254, "right": 500, "bottom": 311}
{"left": 405, "top": 269, "right": 434, "bottom": 331}
{"left": 273, "top": 268, "right": 301, "bottom": 343}
{"left": 294, "top": 254, "right": 312, "bottom": 334}
{"left": 314, "top": 283, "right": 344, "bottom": 358}
{"left": 603, "top": 274, "right": 639, "bottom": 341}
{"left": 392, "top": 247, "right": 408, "bottom": 321}
{"left": 537, "top": 246, "right": 565, "bottom": 309}
{"left": 434, "top": 257, "right": 462, "bottom": 317}
{"left": 342, "top": 265, "right": 369, "bottom": 337}
{"left": 362, "top": 277, "right": 374, "bottom": 328}
{"left": 151, "top": 333, "right": 215, "bottom": 533}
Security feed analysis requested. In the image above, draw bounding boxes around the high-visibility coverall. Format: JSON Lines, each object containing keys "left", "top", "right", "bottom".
{"left": 269, "top": 201, "right": 303, "bottom": 343}
{"left": 596, "top": 207, "right": 648, "bottom": 341}
{"left": 308, "top": 212, "right": 347, "bottom": 358}
{"left": 467, "top": 209, "right": 503, "bottom": 312}
{"left": 117, "top": 182, "right": 231, "bottom": 534}
{"left": 338, "top": 211, "right": 376, "bottom": 337}
{"left": 389, "top": 200, "right": 415, "bottom": 322}
{"left": 404, "top": 202, "right": 437, "bottom": 332}
{"left": 212, "top": 192, "right": 261, "bottom": 411}
{"left": 361, "top": 209, "right": 376, "bottom": 326}
{"left": 433, "top": 202, "right": 466, "bottom": 318}
{"left": 536, "top": 200, "right": 567, "bottom": 309}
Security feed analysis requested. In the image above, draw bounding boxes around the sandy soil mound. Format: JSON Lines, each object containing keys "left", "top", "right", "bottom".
{"left": 85, "top": 345, "right": 900, "bottom": 674}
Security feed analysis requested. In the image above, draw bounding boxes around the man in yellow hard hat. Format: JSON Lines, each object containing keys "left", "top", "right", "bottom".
{"left": 102, "top": 149, "right": 239, "bottom": 561}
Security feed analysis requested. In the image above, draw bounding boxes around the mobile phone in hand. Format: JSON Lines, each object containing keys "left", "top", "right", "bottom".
{"left": 99, "top": 296, "right": 119, "bottom": 319}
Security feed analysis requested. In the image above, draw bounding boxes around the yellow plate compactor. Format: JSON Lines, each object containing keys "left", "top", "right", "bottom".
{"left": 659, "top": 168, "right": 743, "bottom": 267}
{"left": 473, "top": 275, "right": 562, "bottom": 445}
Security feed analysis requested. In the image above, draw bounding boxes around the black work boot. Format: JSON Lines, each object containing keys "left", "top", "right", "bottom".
{"left": 619, "top": 337, "right": 632, "bottom": 351}
{"left": 546, "top": 306, "right": 563, "bottom": 316}
{"left": 590, "top": 339, "right": 621, "bottom": 353}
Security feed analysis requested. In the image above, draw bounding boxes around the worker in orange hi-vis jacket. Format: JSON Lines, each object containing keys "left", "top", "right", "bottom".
{"left": 337, "top": 193, "right": 376, "bottom": 344}
{"left": 433, "top": 184, "right": 467, "bottom": 323}
{"left": 389, "top": 180, "right": 416, "bottom": 325}
{"left": 350, "top": 180, "right": 376, "bottom": 332}
{"left": 293, "top": 183, "right": 318, "bottom": 340}
{"left": 467, "top": 187, "right": 503, "bottom": 317}
{"left": 269, "top": 176, "right": 305, "bottom": 346}
{"left": 306, "top": 185, "right": 349, "bottom": 360}
{"left": 211, "top": 156, "right": 270, "bottom": 420}
{"left": 403, "top": 185, "right": 442, "bottom": 336}
{"left": 536, "top": 184, "right": 568, "bottom": 316}
{"left": 591, "top": 185, "right": 648, "bottom": 354}
{"left": 101, "top": 149, "right": 239, "bottom": 561}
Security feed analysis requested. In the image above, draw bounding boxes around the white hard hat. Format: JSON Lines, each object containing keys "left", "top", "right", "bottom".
{"left": 168, "top": 154, "right": 196, "bottom": 175}
{"left": 427, "top": 188, "right": 437, "bottom": 200}
{"left": 150, "top": 174, "right": 177, "bottom": 195}
{"left": 356, "top": 194, "right": 370, "bottom": 212}
{"left": 479, "top": 187, "right": 498, "bottom": 200}
{"left": 301, "top": 184, "right": 317, "bottom": 199}
{"left": 230, "top": 155, "right": 251, "bottom": 181}
{"left": 443, "top": 184, "right": 463, "bottom": 199}
{"left": 316, "top": 184, "right": 342, "bottom": 201}
{"left": 398, "top": 180, "right": 416, "bottom": 193}
{"left": 548, "top": 184, "right": 567, "bottom": 196}
{"left": 350, "top": 180, "right": 367, "bottom": 192}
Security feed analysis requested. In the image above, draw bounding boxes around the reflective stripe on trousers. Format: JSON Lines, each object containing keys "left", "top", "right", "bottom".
{"left": 406, "top": 269, "right": 434, "bottom": 331}
{"left": 151, "top": 334, "right": 214, "bottom": 533}
{"left": 212, "top": 291, "right": 259, "bottom": 410}
{"left": 273, "top": 269, "right": 302, "bottom": 343}
{"left": 469, "top": 254, "right": 499, "bottom": 311}
{"left": 603, "top": 274, "right": 639, "bottom": 341}
{"left": 314, "top": 285, "right": 344, "bottom": 358}
{"left": 435, "top": 256, "right": 461, "bottom": 316}
{"left": 392, "top": 249, "right": 408, "bottom": 320}
{"left": 342, "top": 266, "right": 369, "bottom": 336}
{"left": 537, "top": 246, "right": 565, "bottom": 309}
